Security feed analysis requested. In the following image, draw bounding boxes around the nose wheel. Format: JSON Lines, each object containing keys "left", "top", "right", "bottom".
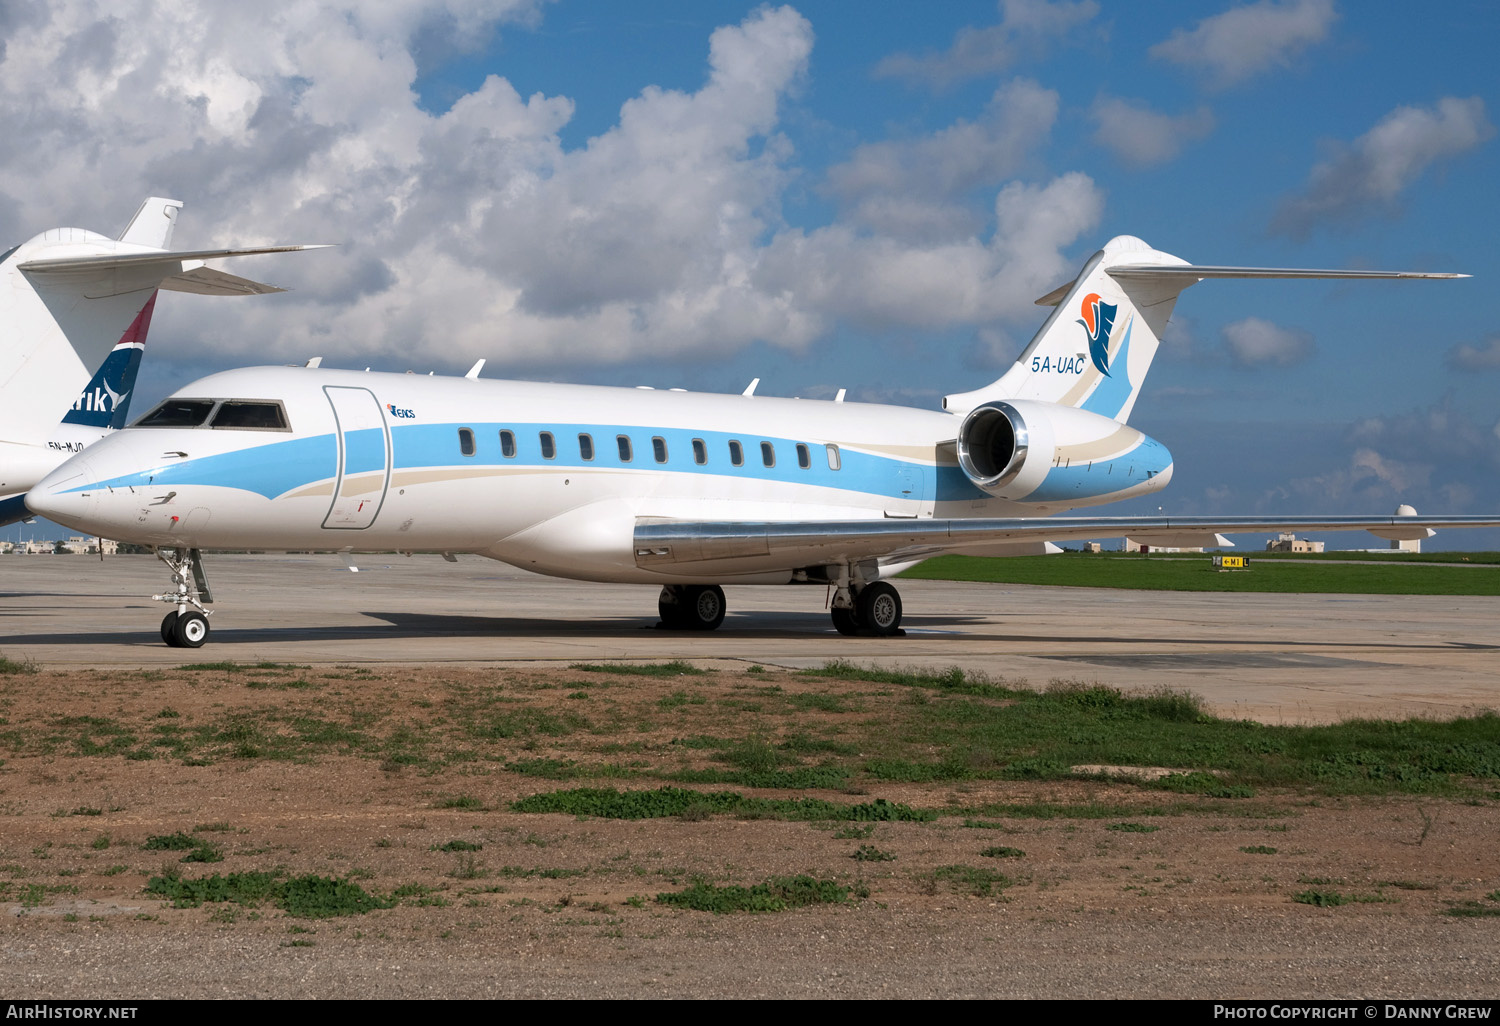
{"left": 153, "top": 548, "right": 213, "bottom": 648}
{"left": 160, "top": 610, "right": 210, "bottom": 648}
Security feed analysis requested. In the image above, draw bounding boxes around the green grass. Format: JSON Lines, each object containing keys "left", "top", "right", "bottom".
{"left": 798, "top": 663, "right": 1500, "bottom": 797}
{"left": 6, "top": 660, "right": 1496, "bottom": 803}
{"left": 511, "top": 787, "right": 936, "bottom": 822}
{"left": 569, "top": 661, "right": 709, "bottom": 677}
{"left": 900, "top": 553, "right": 1500, "bottom": 596}
{"left": 656, "top": 875, "right": 865, "bottom": 913}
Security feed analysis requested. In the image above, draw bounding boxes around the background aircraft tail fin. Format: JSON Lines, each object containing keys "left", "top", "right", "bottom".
{"left": 61, "top": 292, "right": 154, "bottom": 430}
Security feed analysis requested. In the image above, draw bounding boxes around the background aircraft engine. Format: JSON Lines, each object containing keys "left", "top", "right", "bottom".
{"left": 956, "top": 399, "right": 1167, "bottom": 501}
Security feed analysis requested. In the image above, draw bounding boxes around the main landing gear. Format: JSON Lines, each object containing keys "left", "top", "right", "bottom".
{"left": 655, "top": 575, "right": 906, "bottom": 637}
{"left": 657, "top": 584, "right": 727, "bottom": 631}
{"left": 830, "top": 580, "right": 904, "bottom": 637}
{"left": 153, "top": 548, "right": 213, "bottom": 648}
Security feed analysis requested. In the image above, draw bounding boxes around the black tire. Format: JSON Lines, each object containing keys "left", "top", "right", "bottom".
{"left": 171, "top": 611, "right": 209, "bottom": 649}
{"left": 855, "top": 581, "right": 902, "bottom": 637}
{"left": 658, "top": 586, "right": 688, "bottom": 629}
{"left": 830, "top": 605, "right": 862, "bottom": 636}
{"left": 160, "top": 611, "right": 181, "bottom": 646}
{"left": 684, "top": 585, "right": 726, "bottom": 631}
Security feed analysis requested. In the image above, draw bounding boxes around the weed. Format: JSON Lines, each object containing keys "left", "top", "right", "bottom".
{"left": 656, "top": 875, "right": 865, "bottom": 913}
{"left": 853, "top": 845, "right": 896, "bottom": 862}
{"left": 980, "top": 846, "right": 1025, "bottom": 859}
{"left": 932, "top": 865, "right": 1013, "bottom": 897}
{"left": 90, "top": 835, "right": 111, "bottom": 851}
{"left": 147, "top": 871, "right": 394, "bottom": 917}
{"left": 435, "top": 840, "right": 483, "bottom": 852}
{"left": 437, "top": 795, "right": 484, "bottom": 811}
{"left": 1294, "top": 890, "right": 1350, "bottom": 907}
{"left": 1444, "top": 901, "right": 1500, "bottom": 918}
{"left": 833, "top": 823, "right": 875, "bottom": 840}
{"left": 0, "top": 653, "right": 39, "bottom": 675}
{"left": 1106, "top": 823, "right": 1160, "bottom": 833}
{"left": 1240, "top": 845, "right": 1279, "bottom": 855}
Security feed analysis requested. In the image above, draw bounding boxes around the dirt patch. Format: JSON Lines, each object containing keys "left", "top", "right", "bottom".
{"left": 1, "top": 662, "right": 1497, "bottom": 999}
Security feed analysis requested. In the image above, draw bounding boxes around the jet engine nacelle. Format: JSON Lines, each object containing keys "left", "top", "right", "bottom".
{"left": 955, "top": 399, "right": 1170, "bottom": 502}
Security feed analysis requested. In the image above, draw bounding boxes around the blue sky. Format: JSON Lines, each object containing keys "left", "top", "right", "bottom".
{"left": 3, "top": 1, "right": 1497, "bottom": 546}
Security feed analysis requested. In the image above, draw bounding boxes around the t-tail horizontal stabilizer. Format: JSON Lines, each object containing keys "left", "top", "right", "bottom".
{"left": 947, "top": 235, "right": 1467, "bottom": 425}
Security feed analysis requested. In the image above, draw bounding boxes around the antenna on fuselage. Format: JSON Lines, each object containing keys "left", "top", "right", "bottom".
{"left": 465, "top": 359, "right": 485, "bottom": 380}
{"left": 835, "top": 388, "right": 846, "bottom": 402}
{"left": 304, "top": 356, "right": 322, "bottom": 368}
{"left": 742, "top": 378, "right": 760, "bottom": 396}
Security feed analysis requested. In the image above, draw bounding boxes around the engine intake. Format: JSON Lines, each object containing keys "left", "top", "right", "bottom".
{"left": 956, "top": 401, "right": 1029, "bottom": 491}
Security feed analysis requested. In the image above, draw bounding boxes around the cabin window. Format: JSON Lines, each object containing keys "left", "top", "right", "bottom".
{"left": 761, "top": 441, "right": 775, "bottom": 467}
{"left": 826, "top": 443, "right": 841, "bottom": 471}
{"left": 796, "top": 443, "right": 810, "bottom": 469}
{"left": 539, "top": 431, "right": 556, "bottom": 460}
{"left": 692, "top": 438, "right": 707, "bottom": 465}
{"left": 652, "top": 436, "right": 668, "bottom": 463}
{"left": 578, "top": 433, "right": 594, "bottom": 460}
{"left": 135, "top": 399, "right": 215, "bottom": 428}
{"left": 617, "top": 435, "right": 633, "bottom": 462}
{"left": 210, "top": 401, "right": 290, "bottom": 431}
{"left": 499, "top": 430, "right": 516, "bottom": 458}
{"left": 728, "top": 440, "right": 743, "bottom": 466}
{"left": 458, "top": 428, "right": 476, "bottom": 457}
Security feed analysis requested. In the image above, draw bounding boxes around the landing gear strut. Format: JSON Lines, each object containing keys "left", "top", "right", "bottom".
{"left": 658, "top": 584, "right": 726, "bottom": 631}
{"left": 153, "top": 548, "right": 213, "bottom": 648}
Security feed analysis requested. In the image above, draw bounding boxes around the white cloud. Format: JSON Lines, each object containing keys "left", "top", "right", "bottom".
{"left": 1222, "top": 317, "right": 1313, "bottom": 366}
{"left": 1150, "top": 0, "right": 1337, "bottom": 89}
{"left": 0, "top": 3, "right": 1111, "bottom": 382}
{"left": 1447, "top": 336, "right": 1500, "bottom": 371}
{"left": 1274, "top": 96, "right": 1494, "bottom": 235}
{"left": 874, "top": 0, "right": 1097, "bottom": 89}
{"left": 1268, "top": 401, "right": 1500, "bottom": 511}
{"left": 826, "top": 78, "right": 1058, "bottom": 241}
{"left": 1090, "top": 96, "right": 1214, "bottom": 168}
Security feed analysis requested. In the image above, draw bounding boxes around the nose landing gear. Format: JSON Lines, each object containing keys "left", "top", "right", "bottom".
{"left": 153, "top": 548, "right": 213, "bottom": 648}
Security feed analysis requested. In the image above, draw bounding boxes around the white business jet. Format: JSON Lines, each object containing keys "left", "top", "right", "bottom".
{"left": 26, "top": 235, "right": 1499, "bottom": 647}
{"left": 0, "top": 196, "right": 325, "bottom": 522}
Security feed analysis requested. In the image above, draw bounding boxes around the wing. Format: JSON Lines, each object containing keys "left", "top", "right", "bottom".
{"left": 633, "top": 514, "right": 1500, "bottom": 574}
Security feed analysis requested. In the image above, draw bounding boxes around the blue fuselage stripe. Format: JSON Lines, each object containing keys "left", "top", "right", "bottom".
{"left": 65, "top": 419, "right": 1169, "bottom": 506}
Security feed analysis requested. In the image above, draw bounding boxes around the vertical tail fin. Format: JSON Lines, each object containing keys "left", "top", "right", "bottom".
{"left": 61, "top": 292, "right": 154, "bottom": 430}
{"left": 944, "top": 236, "right": 1192, "bottom": 424}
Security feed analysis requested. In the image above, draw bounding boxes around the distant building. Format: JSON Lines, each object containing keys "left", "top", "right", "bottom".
{"left": 1266, "top": 532, "right": 1324, "bottom": 554}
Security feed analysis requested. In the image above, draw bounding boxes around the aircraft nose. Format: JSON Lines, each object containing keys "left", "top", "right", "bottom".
{"left": 26, "top": 458, "right": 100, "bottom": 529}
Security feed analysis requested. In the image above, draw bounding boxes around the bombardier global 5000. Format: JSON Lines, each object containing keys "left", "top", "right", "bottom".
{"left": 26, "top": 235, "right": 1500, "bottom": 647}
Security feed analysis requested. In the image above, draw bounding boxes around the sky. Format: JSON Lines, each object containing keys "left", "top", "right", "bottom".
{"left": 3, "top": 0, "right": 1498, "bottom": 547}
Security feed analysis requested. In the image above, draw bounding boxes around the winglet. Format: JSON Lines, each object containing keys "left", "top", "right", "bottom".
{"left": 118, "top": 197, "right": 183, "bottom": 248}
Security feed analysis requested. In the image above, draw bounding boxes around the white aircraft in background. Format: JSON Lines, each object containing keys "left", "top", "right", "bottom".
{"left": 27, "top": 235, "right": 1499, "bottom": 648}
{"left": 0, "top": 196, "right": 324, "bottom": 520}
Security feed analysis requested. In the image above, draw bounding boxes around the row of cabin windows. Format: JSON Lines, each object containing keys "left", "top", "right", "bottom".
{"left": 456, "top": 428, "right": 842, "bottom": 471}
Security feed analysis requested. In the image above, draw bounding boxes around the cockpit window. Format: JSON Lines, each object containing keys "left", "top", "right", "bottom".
{"left": 210, "top": 401, "right": 290, "bottom": 431}
{"left": 134, "top": 399, "right": 216, "bottom": 428}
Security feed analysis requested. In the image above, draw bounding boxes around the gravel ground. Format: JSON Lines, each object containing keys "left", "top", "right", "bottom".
{"left": 2, "top": 663, "right": 1497, "bottom": 999}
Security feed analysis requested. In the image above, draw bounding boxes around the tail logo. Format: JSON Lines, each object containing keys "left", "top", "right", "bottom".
{"left": 1077, "top": 292, "right": 1117, "bottom": 376}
